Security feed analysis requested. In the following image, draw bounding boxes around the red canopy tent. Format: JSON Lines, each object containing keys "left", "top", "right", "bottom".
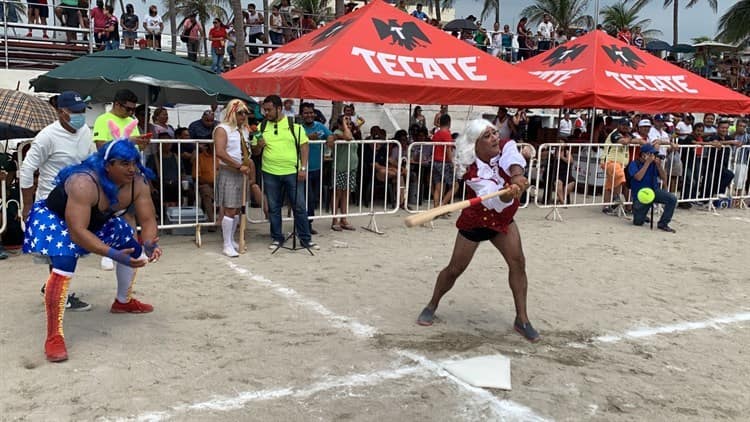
{"left": 223, "top": 0, "right": 563, "bottom": 107}
{"left": 515, "top": 30, "right": 750, "bottom": 114}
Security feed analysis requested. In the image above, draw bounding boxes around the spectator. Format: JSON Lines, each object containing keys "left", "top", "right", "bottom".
{"left": 702, "top": 120, "right": 739, "bottom": 199}
{"left": 188, "top": 110, "right": 217, "bottom": 140}
{"left": 536, "top": 13, "right": 554, "bottom": 52}
{"left": 600, "top": 118, "right": 632, "bottom": 215}
{"left": 516, "top": 17, "right": 531, "bottom": 60}
{"left": 553, "top": 143, "right": 575, "bottom": 205}
{"left": 209, "top": 18, "right": 227, "bottom": 74}
{"left": 559, "top": 111, "right": 572, "bottom": 139}
{"left": 343, "top": 103, "right": 365, "bottom": 131}
{"left": 120, "top": 4, "right": 138, "bottom": 49}
{"left": 191, "top": 137, "right": 216, "bottom": 229}
{"left": 183, "top": 14, "right": 203, "bottom": 62}
{"left": 411, "top": 3, "right": 428, "bottom": 21}
{"left": 493, "top": 107, "right": 517, "bottom": 140}
{"left": 143, "top": 4, "right": 163, "bottom": 51}
{"left": 282, "top": 99, "right": 296, "bottom": 118}
{"left": 90, "top": 0, "right": 107, "bottom": 49}
{"left": 55, "top": 0, "right": 80, "bottom": 43}
{"left": 433, "top": 105, "right": 448, "bottom": 133}
{"left": 103, "top": 5, "right": 120, "bottom": 50}
{"left": 147, "top": 134, "right": 180, "bottom": 209}
{"left": 269, "top": 5, "right": 284, "bottom": 45}
{"left": 92, "top": 89, "right": 145, "bottom": 148}
{"left": 26, "top": 0, "right": 50, "bottom": 39}
{"left": 151, "top": 107, "right": 174, "bottom": 138}
{"left": 410, "top": 106, "right": 426, "bottom": 128}
{"left": 675, "top": 114, "right": 693, "bottom": 141}
{"left": 648, "top": 114, "right": 681, "bottom": 192}
{"left": 279, "top": 0, "right": 298, "bottom": 43}
{"left": 627, "top": 143, "right": 677, "bottom": 232}
{"left": 253, "top": 95, "right": 317, "bottom": 250}
{"left": 330, "top": 114, "right": 357, "bottom": 232}
{"left": 632, "top": 26, "right": 644, "bottom": 49}
{"left": 474, "top": 27, "right": 489, "bottom": 51}
{"left": 300, "top": 103, "right": 334, "bottom": 234}
{"left": 680, "top": 122, "right": 705, "bottom": 207}
{"left": 617, "top": 25, "right": 631, "bottom": 45}
{"left": 733, "top": 119, "right": 749, "bottom": 197}
{"left": 19, "top": 90, "right": 96, "bottom": 311}
{"left": 431, "top": 113, "right": 456, "bottom": 209}
{"left": 244, "top": 3, "right": 265, "bottom": 55}
{"left": 702, "top": 113, "right": 717, "bottom": 135}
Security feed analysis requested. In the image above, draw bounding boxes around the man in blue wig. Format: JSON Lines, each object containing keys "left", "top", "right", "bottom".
{"left": 23, "top": 122, "right": 162, "bottom": 363}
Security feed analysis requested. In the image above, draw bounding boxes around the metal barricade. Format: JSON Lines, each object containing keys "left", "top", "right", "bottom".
{"left": 534, "top": 143, "right": 737, "bottom": 219}
{"left": 730, "top": 145, "right": 749, "bottom": 209}
{"left": 404, "top": 141, "right": 534, "bottom": 216}
{"left": 247, "top": 139, "right": 402, "bottom": 234}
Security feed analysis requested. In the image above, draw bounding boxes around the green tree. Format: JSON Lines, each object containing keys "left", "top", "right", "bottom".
{"left": 600, "top": 0, "right": 662, "bottom": 39}
{"left": 229, "top": 0, "right": 246, "bottom": 66}
{"left": 661, "top": 0, "right": 717, "bottom": 46}
{"left": 691, "top": 35, "right": 713, "bottom": 44}
{"left": 480, "top": 0, "right": 500, "bottom": 26}
{"left": 520, "top": 0, "right": 594, "bottom": 34}
{"left": 293, "top": 0, "right": 332, "bottom": 23}
{"left": 717, "top": 0, "right": 750, "bottom": 44}
{"left": 166, "top": 0, "right": 229, "bottom": 60}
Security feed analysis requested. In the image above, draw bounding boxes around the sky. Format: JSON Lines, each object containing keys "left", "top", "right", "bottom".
{"left": 127, "top": 0, "right": 732, "bottom": 45}
{"left": 457, "top": 0, "right": 733, "bottom": 44}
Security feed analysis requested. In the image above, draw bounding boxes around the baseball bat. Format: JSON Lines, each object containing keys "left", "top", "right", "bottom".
{"left": 404, "top": 187, "right": 512, "bottom": 227}
{"left": 239, "top": 174, "right": 248, "bottom": 253}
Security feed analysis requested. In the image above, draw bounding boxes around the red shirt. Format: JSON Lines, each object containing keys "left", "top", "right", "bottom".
{"left": 431, "top": 128, "right": 452, "bottom": 162}
{"left": 90, "top": 7, "right": 107, "bottom": 31}
{"left": 209, "top": 26, "right": 227, "bottom": 49}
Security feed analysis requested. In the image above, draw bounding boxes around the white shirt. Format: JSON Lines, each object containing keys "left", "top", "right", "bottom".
{"left": 20, "top": 121, "right": 96, "bottom": 200}
{"left": 538, "top": 21, "right": 554, "bottom": 39}
{"left": 647, "top": 126, "right": 671, "bottom": 155}
{"left": 675, "top": 121, "right": 692, "bottom": 140}
{"left": 143, "top": 14, "right": 163, "bottom": 33}
{"left": 214, "top": 123, "right": 250, "bottom": 166}
{"left": 246, "top": 11, "right": 263, "bottom": 34}
{"left": 467, "top": 140, "right": 526, "bottom": 212}
{"left": 559, "top": 118, "right": 572, "bottom": 137}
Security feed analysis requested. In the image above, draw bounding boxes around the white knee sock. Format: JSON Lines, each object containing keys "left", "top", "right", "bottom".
{"left": 232, "top": 215, "right": 240, "bottom": 248}
{"left": 115, "top": 263, "right": 137, "bottom": 303}
{"left": 222, "top": 216, "right": 235, "bottom": 249}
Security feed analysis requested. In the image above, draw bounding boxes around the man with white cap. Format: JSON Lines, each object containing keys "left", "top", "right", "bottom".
{"left": 20, "top": 91, "right": 97, "bottom": 311}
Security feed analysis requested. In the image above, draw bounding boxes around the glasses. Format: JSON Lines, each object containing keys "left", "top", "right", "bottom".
{"left": 118, "top": 103, "right": 136, "bottom": 113}
{"left": 236, "top": 110, "right": 249, "bottom": 116}
{"left": 274, "top": 123, "right": 278, "bottom": 136}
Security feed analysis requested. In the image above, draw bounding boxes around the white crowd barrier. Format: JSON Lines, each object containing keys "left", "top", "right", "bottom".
{"left": 731, "top": 145, "right": 750, "bottom": 208}
{"left": 404, "top": 141, "right": 535, "bottom": 215}
{"left": 534, "top": 142, "right": 739, "bottom": 216}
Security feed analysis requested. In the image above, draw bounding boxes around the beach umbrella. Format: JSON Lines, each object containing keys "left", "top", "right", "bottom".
{"left": 0, "top": 89, "right": 56, "bottom": 133}
{"left": 670, "top": 43, "right": 695, "bottom": 54}
{"left": 645, "top": 40, "right": 671, "bottom": 52}
{"left": 443, "top": 19, "right": 478, "bottom": 32}
{"left": 29, "top": 49, "right": 256, "bottom": 107}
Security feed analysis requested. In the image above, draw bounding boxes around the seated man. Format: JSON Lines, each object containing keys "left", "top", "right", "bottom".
{"left": 627, "top": 143, "right": 677, "bottom": 233}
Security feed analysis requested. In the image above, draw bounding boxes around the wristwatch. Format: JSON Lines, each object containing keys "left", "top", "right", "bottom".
{"left": 300, "top": 166, "right": 307, "bottom": 172}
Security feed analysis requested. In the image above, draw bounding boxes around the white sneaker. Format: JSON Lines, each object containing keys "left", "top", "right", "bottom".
{"left": 100, "top": 256, "right": 114, "bottom": 271}
{"left": 223, "top": 246, "right": 239, "bottom": 257}
{"left": 232, "top": 240, "right": 239, "bottom": 250}
{"left": 268, "top": 240, "right": 282, "bottom": 250}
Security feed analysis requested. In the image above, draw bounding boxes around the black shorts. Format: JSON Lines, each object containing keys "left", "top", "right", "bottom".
{"left": 61, "top": 6, "right": 79, "bottom": 28}
{"left": 29, "top": 1, "right": 50, "bottom": 18}
{"left": 458, "top": 227, "right": 499, "bottom": 242}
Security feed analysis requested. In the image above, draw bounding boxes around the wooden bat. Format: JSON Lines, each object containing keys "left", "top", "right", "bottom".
{"left": 404, "top": 187, "right": 513, "bottom": 228}
{"left": 238, "top": 174, "right": 248, "bottom": 253}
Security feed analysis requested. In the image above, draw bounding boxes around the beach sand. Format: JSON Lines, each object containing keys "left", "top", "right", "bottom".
{"left": 1, "top": 205, "right": 748, "bottom": 421}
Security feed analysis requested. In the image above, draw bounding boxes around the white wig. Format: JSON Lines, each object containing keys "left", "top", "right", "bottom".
{"left": 454, "top": 118, "right": 495, "bottom": 178}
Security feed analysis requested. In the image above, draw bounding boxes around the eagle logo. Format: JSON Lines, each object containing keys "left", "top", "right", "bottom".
{"left": 602, "top": 45, "right": 646, "bottom": 69}
{"left": 312, "top": 20, "right": 352, "bottom": 45}
{"left": 372, "top": 18, "right": 430, "bottom": 51}
{"left": 542, "top": 44, "right": 586, "bottom": 66}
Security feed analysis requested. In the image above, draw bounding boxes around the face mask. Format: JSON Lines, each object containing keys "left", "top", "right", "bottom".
{"left": 68, "top": 113, "right": 86, "bottom": 130}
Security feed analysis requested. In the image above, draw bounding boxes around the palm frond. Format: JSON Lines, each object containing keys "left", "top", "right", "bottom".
{"left": 716, "top": 0, "right": 750, "bottom": 43}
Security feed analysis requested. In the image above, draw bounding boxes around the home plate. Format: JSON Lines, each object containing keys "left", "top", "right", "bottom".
{"left": 442, "top": 355, "right": 512, "bottom": 390}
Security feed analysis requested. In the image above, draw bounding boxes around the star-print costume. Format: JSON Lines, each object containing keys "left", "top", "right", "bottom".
{"left": 455, "top": 139, "right": 526, "bottom": 235}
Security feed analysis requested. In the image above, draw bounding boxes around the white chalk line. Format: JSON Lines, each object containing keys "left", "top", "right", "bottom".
{"left": 568, "top": 312, "right": 750, "bottom": 346}
{"left": 217, "top": 255, "right": 377, "bottom": 339}
{"left": 115, "top": 364, "right": 427, "bottom": 422}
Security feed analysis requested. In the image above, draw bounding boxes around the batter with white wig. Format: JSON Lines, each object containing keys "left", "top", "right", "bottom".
{"left": 416, "top": 119, "right": 540, "bottom": 342}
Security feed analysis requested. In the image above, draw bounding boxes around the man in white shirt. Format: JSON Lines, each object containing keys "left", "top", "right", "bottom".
{"left": 282, "top": 99, "right": 296, "bottom": 118}
{"left": 537, "top": 14, "right": 554, "bottom": 52}
{"left": 674, "top": 114, "right": 693, "bottom": 141}
{"left": 559, "top": 112, "right": 572, "bottom": 138}
{"left": 647, "top": 114, "right": 672, "bottom": 157}
{"left": 20, "top": 91, "right": 97, "bottom": 311}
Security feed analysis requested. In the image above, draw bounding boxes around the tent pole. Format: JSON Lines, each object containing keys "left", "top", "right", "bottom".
{"left": 589, "top": 107, "right": 596, "bottom": 143}
{"left": 408, "top": 104, "right": 412, "bottom": 130}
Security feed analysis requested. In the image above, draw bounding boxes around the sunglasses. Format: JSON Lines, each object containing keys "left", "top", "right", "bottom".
{"left": 119, "top": 103, "right": 136, "bottom": 113}
{"left": 236, "top": 109, "right": 249, "bottom": 116}
{"left": 273, "top": 123, "right": 278, "bottom": 136}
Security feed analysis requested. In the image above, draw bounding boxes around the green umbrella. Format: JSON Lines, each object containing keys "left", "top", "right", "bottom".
{"left": 30, "top": 49, "right": 256, "bottom": 107}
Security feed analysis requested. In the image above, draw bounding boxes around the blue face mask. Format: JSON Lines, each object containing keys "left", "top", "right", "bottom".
{"left": 68, "top": 113, "right": 86, "bottom": 130}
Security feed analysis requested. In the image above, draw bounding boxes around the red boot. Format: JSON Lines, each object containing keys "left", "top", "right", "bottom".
{"left": 44, "top": 271, "right": 71, "bottom": 362}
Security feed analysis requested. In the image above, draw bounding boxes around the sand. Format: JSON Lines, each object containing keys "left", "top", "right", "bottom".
{"left": 1, "top": 205, "right": 749, "bottom": 421}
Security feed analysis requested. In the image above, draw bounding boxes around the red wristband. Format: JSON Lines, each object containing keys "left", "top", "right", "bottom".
{"left": 469, "top": 197, "right": 483, "bottom": 207}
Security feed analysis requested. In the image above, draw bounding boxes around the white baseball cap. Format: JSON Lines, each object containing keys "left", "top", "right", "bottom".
{"left": 638, "top": 119, "right": 652, "bottom": 127}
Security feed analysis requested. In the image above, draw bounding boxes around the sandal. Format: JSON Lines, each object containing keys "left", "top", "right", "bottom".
{"left": 340, "top": 222, "right": 356, "bottom": 231}
{"left": 331, "top": 224, "right": 343, "bottom": 231}
{"left": 657, "top": 224, "right": 676, "bottom": 233}
{"left": 514, "top": 318, "right": 540, "bottom": 342}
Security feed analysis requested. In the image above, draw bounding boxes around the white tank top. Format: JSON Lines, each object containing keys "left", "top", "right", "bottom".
{"left": 215, "top": 123, "right": 249, "bottom": 166}
{"left": 246, "top": 11, "right": 263, "bottom": 34}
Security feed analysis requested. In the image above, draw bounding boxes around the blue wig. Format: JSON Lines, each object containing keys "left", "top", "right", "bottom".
{"left": 57, "top": 140, "right": 155, "bottom": 207}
